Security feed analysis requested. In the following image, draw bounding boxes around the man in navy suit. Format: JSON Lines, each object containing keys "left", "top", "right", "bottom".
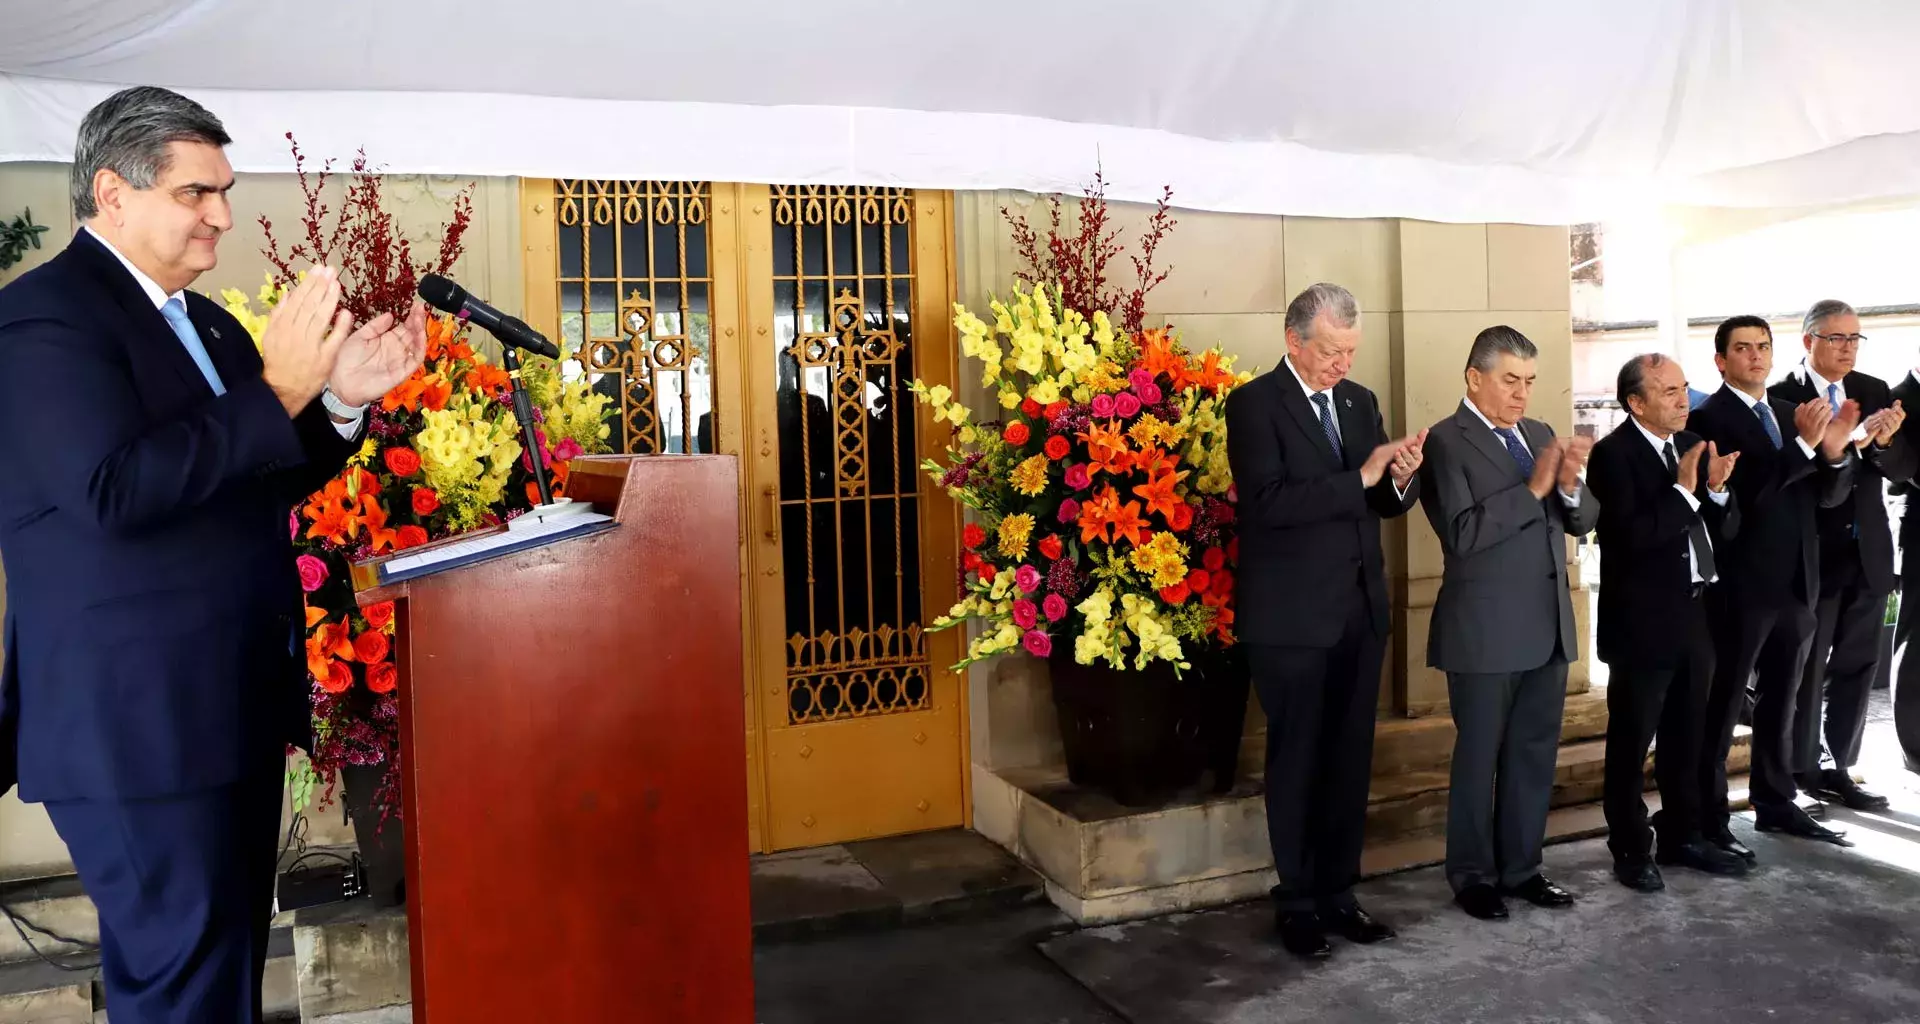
{"left": 0, "top": 86, "right": 426, "bottom": 1022}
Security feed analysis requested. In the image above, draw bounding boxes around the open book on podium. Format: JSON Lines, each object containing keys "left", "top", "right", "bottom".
{"left": 349, "top": 454, "right": 753, "bottom": 1023}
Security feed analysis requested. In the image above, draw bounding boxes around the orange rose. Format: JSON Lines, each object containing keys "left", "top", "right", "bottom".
{"left": 412, "top": 487, "right": 440, "bottom": 516}
{"left": 1002, "top": 422, "right": 1031, "bottom": 447}
{"left": 396, "top": 525, "right": 430, "bottom": 549}
{"left": 1044, "top": 435, "right": 1072, "bottom": 461}
{"left": 366, "top": 662, "right": 398, "bottom": 694}
{"left": 354, "top": 630, "right": 390, "bottom": 665}
{"left": 383, "top": 447, "right": 422, "bottom": 477}
{"left": 320, "top": 660, "right": 354, "bottom": 694}
{"left": 1159, "top": 582, "right": 1192, "bottom": 604}
{"left": 364, "top": 601, "right": 395, "bottom": 632}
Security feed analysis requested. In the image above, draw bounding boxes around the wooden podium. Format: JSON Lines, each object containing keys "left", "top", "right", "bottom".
{"left": 353, "top": 455, "right": 753, "bottom": 1022}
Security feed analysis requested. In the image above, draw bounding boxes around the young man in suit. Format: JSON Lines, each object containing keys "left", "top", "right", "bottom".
{"left": 1586, "top": 354, "right": 1747, "bottom": 892}
{"left": 0, "top": 87, "right": 428, "bottom": 1022}
{"left": 1225, "top": 282, "right": 1425, "bottom": 959}
{"left": 1688, "top": 316, "right": 1856, "bottom": 854}
{"left": 1416, "top": 326, "right": 1597, "bottom": 921}
{"left": 1768, "top": 300, "right": 1915, "bottom": 811}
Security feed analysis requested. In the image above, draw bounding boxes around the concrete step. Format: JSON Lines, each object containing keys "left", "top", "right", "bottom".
{"left": 1370, "top": 690, "right": 1609, "bottom": 779}
{"left": 1365, "top": 724, "right": 1754, "bottom": 844}
{"left": 0, "top": 928, "right": 295, "bottom": 1023}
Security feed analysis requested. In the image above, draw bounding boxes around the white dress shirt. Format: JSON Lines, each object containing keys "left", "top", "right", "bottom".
{"left": 1800, "top": 361, "right": 1870, "bottom": 445}
{"left": 1457, "top": 399, "right": 1580, "bottom": 505}
{"left": 86, "top": 227, "right": 363, "bottom": 439}
{"left": 1722, "top": 384, "right": 1848, "bottom": 466}
{"left": 1285, "top": 356, "right": 1410, "bottom": 499}
{"left": 1632, "top": 417, "right": 1726, "bottom": 584}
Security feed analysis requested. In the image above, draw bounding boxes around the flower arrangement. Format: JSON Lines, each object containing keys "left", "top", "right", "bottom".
{"left": 226, "top": 137, "right": 613, "bottom": 819}
{"left": 911, "top": 283, "right": 1249, "bottom": 672}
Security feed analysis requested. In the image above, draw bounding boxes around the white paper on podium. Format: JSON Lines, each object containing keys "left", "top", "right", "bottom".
{"left": 377, "top": 510, "right": 615, "bottom": 584}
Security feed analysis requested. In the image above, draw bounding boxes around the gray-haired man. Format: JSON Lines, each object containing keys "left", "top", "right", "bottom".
{"left": 1416, "top": 326, "right": 1596, "bottom": 920}
{"left": 1768, "top": 300, "right": 1915, "bottom": 813}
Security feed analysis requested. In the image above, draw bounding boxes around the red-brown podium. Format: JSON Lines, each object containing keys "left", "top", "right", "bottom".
{"left": 352, "top": 455, "right": 752, "bottom": 1022}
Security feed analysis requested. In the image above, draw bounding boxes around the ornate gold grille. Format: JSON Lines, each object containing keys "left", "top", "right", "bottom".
{"left": 554, "top": 180, "right": 715, "bottom": 454}
{"left": 772, "top": 186, "right": 928, "bottom": 725}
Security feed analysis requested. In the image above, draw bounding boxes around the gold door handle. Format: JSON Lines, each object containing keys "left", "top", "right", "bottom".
{"left": 764, "top": 485, "right": 780, "bottom": 544}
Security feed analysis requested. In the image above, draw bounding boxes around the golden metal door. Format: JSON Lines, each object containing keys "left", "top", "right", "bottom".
{"left": 523, "top": 180, "right": 964, "bottom": 852}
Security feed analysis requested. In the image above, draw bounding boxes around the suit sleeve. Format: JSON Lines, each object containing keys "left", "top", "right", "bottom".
{"left": 1585, "top": 437, "right": 1701, "bottom": 554}
{"left": 1365, "top": 401, "right": 1419, "bottom": 518}
{"left": 0, "top": 317, "right": 308, "bottom": 535}
{"left": 1562, "top": 478, "right": 1599, "bottom": 535}
{"left": 1224, "top": 388, "right": 1370, "bottom": 527}
{"left": 1416, "top": 427, "right": 1545, "bottom": 558}
{"left": 1865, "top": 423, "right": 1920, "bottom": 486}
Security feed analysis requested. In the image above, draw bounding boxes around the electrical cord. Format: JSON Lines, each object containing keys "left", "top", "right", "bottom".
{"left": 0, "top": 899, "right": 100, "bottom": 973}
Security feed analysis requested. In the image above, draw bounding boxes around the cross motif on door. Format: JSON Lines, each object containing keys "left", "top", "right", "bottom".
{"left": 787, "top": 288, "right": 900, "bottom": 495}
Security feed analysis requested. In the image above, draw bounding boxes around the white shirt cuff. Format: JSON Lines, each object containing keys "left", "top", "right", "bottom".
{"left": 1795, "top": 436, "right": 1818, "bottom": 460}
{"left": 1558, "top": 484, "right": 1581, "bottom": 506}
{"left": 321, "top": 387, "right": 369, "bottom": 440}
{"left": 1392, "top": 477, "right": 1410, "bottom": 500}
{"left": 1706, "top": 487, "right": 1730, "bottom": 506}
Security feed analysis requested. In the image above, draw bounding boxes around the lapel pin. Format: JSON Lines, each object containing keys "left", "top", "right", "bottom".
{"left": 208, "top": 326, "right": 221, "bottom": 339}
{"left": 1345, "top": 398, "right": 1352, "bottom": 408}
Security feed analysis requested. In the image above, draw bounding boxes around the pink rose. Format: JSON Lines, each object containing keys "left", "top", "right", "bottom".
{"left": 552, "top": 438, "right": 584, "bottom": 461}
{"left": 1042, "top": 594, "right": 1069, "bottom": 622}
{"left": 1022, "top": 630, "right": 1053, "bottom": 658}
{"left": 1227, "top": 483, "right": 1239, "bottom": 504}
{"left": 1015, "top": 564, "right": 1043, "bottom": 593}
{"left": 1091, "top": 394, "right": 1116, "bottom": 418}
{"left": 1064, "top": 464, "right": 1092, "bottom": 491}
{"left": 289, "top": 508, "right": 300, "bottom": 541}
{"left": 1012, "top": 599, "right": 1039, "bottom": 629}
{"left": 1128, "top": 368, "right": 1155, "bottom": 390}
{"left": 1138, "top": 383, "right": 1163, "bottom": 405}
{"left": 1057, "top": 499, "right": 1081, "bottom": 524}
{"left": 1114, "top": 394, "right": 1142, "bottom": 418}
{"left": 296, "top": 554, "right": 329, "bottom": 593}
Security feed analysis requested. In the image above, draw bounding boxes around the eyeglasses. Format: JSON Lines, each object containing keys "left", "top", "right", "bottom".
{"left": 1811, "top": 332, "right": 1866, "bottom": 348}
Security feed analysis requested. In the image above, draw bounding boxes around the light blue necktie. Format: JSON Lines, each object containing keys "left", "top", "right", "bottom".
{"left": 1827, "top": 382, "right": 1841, "bottom": 415}
{"left": 1754, "top": 401, "right": 1783, "bottom": 449}
{"left": 160, "top": 297, "right": 225, "bottom": 396}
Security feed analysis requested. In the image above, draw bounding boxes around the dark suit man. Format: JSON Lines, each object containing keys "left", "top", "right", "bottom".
{"left": 1689, "top": 316, "right": 1855, "bottom": 853}
{"left": 1417, "top": 326, "right": 1597, "bottom": 921}
{"left": 1587, "top": 354, "right": 1748, "bottom": 892}
{"left": 1769, "top": 299, "right": 1917, "bottom": 811}
{"left": 1888, "top": 369, "right": 1920, "bottom": 771}
{"left": 1225, "top": 282, "right": 1423, "bottom": 960}
{"left": 0, "top": 87, "right": 427, "bottom": 1023}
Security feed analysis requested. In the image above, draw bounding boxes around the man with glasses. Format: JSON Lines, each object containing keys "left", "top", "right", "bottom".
{"left": 1769, "top": 300, "right": 1915, "bottom": 815}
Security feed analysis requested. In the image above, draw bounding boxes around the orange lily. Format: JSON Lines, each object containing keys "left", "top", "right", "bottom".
{"left": 1078, "top": 486, "right": 1123, "bottom": 545}
{"left": 1135, "top": 328, "right": 1190, "bottom": 383}
{"left": 1105, "top": 499, "right": 1151, "bottom": 548}
{"left": 1079, "top": 421, "right": 1132, "bottom": 478}
{"left": 1132, "top": 462, "right": 1191, "bottom": 523}
{"left": 354, "top": 494, "right": 400, "bottom": 554}
{"left": 382, "top": 372, "right": 429, "bottom": 413}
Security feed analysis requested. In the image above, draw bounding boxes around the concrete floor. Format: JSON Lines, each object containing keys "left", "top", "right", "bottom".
{"left": 758, "top": 691, "right": 1920, "bottom": 1024}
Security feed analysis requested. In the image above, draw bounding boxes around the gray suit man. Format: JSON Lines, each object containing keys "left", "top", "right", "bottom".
{"left": 1418, "top": 326, "right": 1599, "bottom": 921}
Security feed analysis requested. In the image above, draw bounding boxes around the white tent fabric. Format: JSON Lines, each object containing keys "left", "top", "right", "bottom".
{"left": 4, "top": 0, "right": 1920, "bottom": 223}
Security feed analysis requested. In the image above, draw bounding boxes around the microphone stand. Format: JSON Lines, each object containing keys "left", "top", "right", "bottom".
{"left": 500, "top": 346, "right": 555, "bottom": 509}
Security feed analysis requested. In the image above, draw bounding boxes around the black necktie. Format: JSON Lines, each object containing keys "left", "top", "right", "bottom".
{"left": 1664, "top": 440, "right": 1717, "bottom": 582}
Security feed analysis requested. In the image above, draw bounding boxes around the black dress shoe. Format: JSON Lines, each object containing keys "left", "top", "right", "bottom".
{"left": 1454, "top": 884, "right": 1509, "bottom": 920}
{"left": 1613, "top": 858, "right": 1665, "bottom": 893}
{"left": 1321, "top": 903, "right": 1396, "bottom": 944}
{"left": 1755, "top": 805, "right": 1852, "bottom": 846}
{"left": 1806, "top": 769, "right": 1891, "bottom": 811}
{"left": 1705, "top": 830, "right": 1757, "bottom": 863}
{"left": 1656, "top": 839, "right": 1751, "bottom": 876}
{"left": 1276, "top": 911, "right": 1331, "bottom": 960}
{"left": 1502, "top": 874, "right": 1576, "bottom": 908}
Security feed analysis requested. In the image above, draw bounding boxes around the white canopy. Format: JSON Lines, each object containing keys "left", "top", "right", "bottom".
{"left": 5, "top": 0, "right": 1920, "bottom": 223}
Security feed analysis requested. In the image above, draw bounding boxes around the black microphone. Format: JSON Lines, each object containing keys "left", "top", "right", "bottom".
{"left": 417, "top": 274, "right": 560, "bottom": 359}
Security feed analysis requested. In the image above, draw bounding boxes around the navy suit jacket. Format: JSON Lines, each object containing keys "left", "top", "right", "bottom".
{"left": 0, "top": 231, "right": 361, "bottom": 802}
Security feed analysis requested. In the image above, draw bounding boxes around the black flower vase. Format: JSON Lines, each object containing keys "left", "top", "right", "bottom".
{"left": 340, "top": 762, "right": 407, "bottom": 908}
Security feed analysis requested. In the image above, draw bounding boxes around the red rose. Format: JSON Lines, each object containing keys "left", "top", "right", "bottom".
{"left": 396, "top": 525, "right": 430, "bottom": 549}
{"left": 412, "top": 487, "right": 441, "bottom": 516}
{"left": 1045, "top": 401, "right": 1069, "bottom": 419}
{"left": 1227, "top": 537, "right": 1239, "bottom": 564}
{"left": 1038, "top": 535, "right": 1064, "bottom": 561}
{"left": 1044, "top": 435, "right": 1072, "bottom": 461}
{"left": 1186, "top": 569, "right": 1213, "bottom": 594}
{"left": 364, "top": 601, "right": 396, "bottom": 631}
{"left": 1170, "top": 503, "right": 1194, "bottom": 531}
{"left": 320, "top": 661, "right": 354, "bottom": 694}
{"left": 353, "top": 630, "right": 390, "bottom": 665}
{"left": 366, "top": 662, "right": 398, "bottom": 694}
{"left": 383, "top": 447, "right": 422, "bottom": 477}
{"left": 1021, "top": 398, "right": 1042, "bottom": 418}
{"left": 1003, "top": 422, "right": 1031, "bottom": 447}
{"left": 978, "top": 563, "right": 997, "bottom": 583}
{"left": 963, "top": 523, "right": 987, "bottom": 549}
{"left": 962, "top": 551, "right": 983, "bottom": 571}
{"left": 1203, "top": 547, "right": 1227, "bottom": 572}
{"left": 1159, "top": 583, "right": 1192, "bottom": 604}
{"left": 1210, "top": 569, "right": 1234, "bottom": 596}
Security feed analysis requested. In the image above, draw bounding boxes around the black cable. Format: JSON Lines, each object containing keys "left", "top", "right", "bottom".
{"left": 0, "top": 901, "right": 100, "bottom": 973}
